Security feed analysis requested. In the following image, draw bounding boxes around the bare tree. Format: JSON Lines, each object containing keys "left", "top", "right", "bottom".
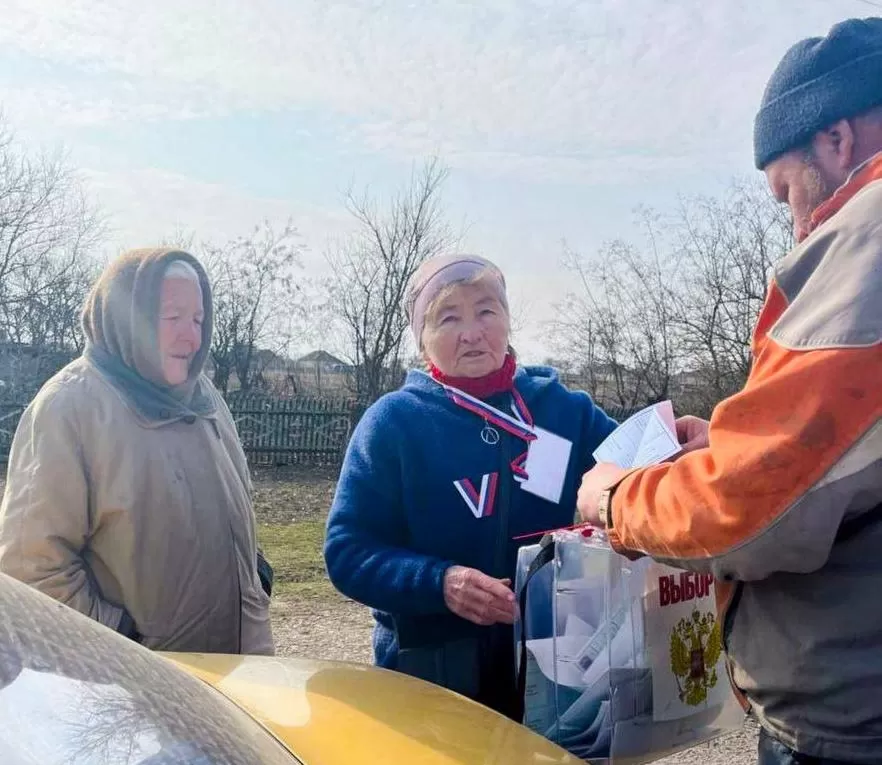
{"left": 202, "top": 220, "right": 305, "bottom": 395}
{"left": 325, "top": 157, "right": 455, "bottom": 405}
{"left": 0, "top": 117, "right": 103, "bottom": 405}
{"left": 669, "top": 180, "right": 792, "bottom": 414}
{"left": 0, "top": 117, "right": 103, "bottom": 352}
{"left": 156, "top": 226, "right": 196, "bottom": 254}
{"left": 0, "top": 256, "right": 99, "bottom": 353}
{"left": 550, "top": 179, "right": 791, "bottom": 417}
{"left": 552, "top": 229, "right": 680, "bottom": 409}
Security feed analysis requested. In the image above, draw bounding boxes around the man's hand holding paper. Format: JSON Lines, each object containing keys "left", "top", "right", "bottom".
{"left": 576, "top": 401, "right": 686, "bottom": 527}
{"left": 675, "top": 415, "right": 709, "bottom": 453}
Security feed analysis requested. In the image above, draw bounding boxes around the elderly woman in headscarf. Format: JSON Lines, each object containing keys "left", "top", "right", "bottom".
{"left": 0, "top": 248, "right": 273, "bottom": 655}
{"left": 324, "top": 253, "right": 617, "bottom": 718}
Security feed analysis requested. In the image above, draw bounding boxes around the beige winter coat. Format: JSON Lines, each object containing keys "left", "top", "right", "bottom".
{"left": 0, "top": 248, "right": 272, "bottom": 654}
{"left": 0, "top": 356, "right": 273, "bottom": 654}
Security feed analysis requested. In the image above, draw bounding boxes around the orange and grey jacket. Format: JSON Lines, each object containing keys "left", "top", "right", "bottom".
{"left": 607, "top": 153, "right": 882, "bottom": 764}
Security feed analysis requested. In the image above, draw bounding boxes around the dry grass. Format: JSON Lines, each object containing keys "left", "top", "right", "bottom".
{"left": 251, "top": 466, "right": 375, "bottom": 666}
{"left": 252, "top": 464, "right": 339, "bottom": 600}
{"left": 257, "top": 521, "right": 334, "bottom": 599}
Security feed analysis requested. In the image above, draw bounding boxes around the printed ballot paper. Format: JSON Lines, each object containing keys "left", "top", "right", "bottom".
{"left": 515, "top": 401, "right": 744, "bottom": 764}
{"left": 592, "top": 401, "right": 680, "bottom": 469}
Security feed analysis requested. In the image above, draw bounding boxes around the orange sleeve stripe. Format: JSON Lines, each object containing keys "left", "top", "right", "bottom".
{"left": 608, "top": 330, "right": 882, "bottom": 560}
{"left": 750, "top": 280, "right": 789, "bottom": 357}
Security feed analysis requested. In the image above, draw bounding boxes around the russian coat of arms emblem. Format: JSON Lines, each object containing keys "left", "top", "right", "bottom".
{"left": 669, "top": 609, "right": 723, "bottom": 706}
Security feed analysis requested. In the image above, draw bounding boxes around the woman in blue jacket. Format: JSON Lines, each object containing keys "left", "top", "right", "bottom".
{"left": 324, "top": 253, "right": 617, "bottom": 719}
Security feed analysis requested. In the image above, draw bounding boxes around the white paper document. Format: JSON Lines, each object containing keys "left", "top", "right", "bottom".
{"left": 592, "top": 400, "right": 681, "bottom": 469}
{"left": 526, "top": 634, "right": 591, "bottom": 689}
{"left": 517, "top": 426, "right": 573, "bottom": 504}
{"left": 580, "top": 608, "right": 638, "bottom": 689}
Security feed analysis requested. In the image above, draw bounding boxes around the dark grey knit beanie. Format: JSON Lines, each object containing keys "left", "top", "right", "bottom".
{"left": 754, "top": 17, "right": 882, "bottom": 170}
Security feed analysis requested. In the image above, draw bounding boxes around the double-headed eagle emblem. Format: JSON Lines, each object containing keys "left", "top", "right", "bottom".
{"left": 669, "top": 609, "right": 723, "bottom": 706}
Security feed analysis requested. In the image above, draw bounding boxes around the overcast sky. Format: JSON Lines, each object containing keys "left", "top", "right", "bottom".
{"left": 0, "top": 1, "right": 876, "bottom": 360}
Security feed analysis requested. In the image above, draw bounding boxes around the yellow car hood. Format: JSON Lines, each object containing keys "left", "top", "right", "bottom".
{"left": 162, "top": 652, "right": 579, "bottom": 765}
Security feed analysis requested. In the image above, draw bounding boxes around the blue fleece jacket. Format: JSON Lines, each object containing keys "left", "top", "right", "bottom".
{"left": 323, "top": 366, "right": 617, "bottom": 669}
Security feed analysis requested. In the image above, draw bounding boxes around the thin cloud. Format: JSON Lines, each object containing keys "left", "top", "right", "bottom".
{"left": 82, "top": 164, "right": 354, "bottom": 266}
{"left": 0, "top": 0, "right": 863, "bottom": 178}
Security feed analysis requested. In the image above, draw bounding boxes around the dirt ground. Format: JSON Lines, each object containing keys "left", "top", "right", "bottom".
{"left": 251, "top": 466, "right": 376, "bottom": 662}
{"left": 251, "top": 465, "right": 341, "bottom": 524}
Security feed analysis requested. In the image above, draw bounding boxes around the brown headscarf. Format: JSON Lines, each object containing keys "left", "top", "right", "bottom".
{"left": 82, "top": 248, "right": 217, "bottom": 420}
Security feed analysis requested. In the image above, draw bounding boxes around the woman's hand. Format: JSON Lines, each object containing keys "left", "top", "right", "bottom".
{"left": 443, "top": 565, "right": 518, "bottom": 626}
{"left": 675, "top": 415, "right": 710, "bottom": 453}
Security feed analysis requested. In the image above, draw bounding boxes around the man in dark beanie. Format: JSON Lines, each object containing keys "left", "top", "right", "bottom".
{"left": 755, "top": 16, "right": 882, "bottom": 240}
{"left": 576, "top": 17, "right": 882, "bottom": 765}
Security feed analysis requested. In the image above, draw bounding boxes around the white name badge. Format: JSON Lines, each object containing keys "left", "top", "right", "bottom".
{"left": 515, "top": 426, "right": 573, "bottom": 504}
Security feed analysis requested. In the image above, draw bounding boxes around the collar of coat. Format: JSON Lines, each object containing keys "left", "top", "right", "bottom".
{"left": 810, "top": 150, "right": 882, "bottom": 236}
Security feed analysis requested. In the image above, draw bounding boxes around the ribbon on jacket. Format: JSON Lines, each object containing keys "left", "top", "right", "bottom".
{"left": 434, "top": 376, "right": 537, "bottom": 480}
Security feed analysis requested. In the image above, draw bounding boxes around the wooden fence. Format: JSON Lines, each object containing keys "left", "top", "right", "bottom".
{"left": 604, "top": 404, "right": 642, "bottom": 422}
{"left": 1, "top": 395, "right": 643, "bottom": 467}
{"left": 226, "top": 393, "right": 358, "bottom": 467}
{"left": 0, "top": 395, "right": 359, "bottom": 467}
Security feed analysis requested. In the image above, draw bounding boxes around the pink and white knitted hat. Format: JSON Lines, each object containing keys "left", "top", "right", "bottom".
{"left": 405, "top": 253, "right": 508, "bottom": 345}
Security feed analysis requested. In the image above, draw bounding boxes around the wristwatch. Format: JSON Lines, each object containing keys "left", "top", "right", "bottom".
{"left": 597, "top": 486, "right": 616, "bottom": 529}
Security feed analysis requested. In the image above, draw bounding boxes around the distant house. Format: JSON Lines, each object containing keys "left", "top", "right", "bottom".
{"left": 670, "top": 368, "right": 706, "bottom": 395}
{"left": 560, "top": 362, "right": 643, "bottom": 407}
{"left": 252, "top": 348, "right": 292, "bottom": 375}
{"left": 292, "top": 350, "right": 352, "bottom": 396}
{"left": 203, "top": 347, "right": 298, "bottom": 396}
{"left": 296, "top": 350, "right": 348, "bottom": 371}
{"left": 0, "top": 342, "right": 75, "bottom": 402}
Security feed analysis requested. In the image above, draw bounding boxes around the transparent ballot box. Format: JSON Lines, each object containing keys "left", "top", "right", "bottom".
{"left": 515, "top": 530, "right": 745, "bottom": 764}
